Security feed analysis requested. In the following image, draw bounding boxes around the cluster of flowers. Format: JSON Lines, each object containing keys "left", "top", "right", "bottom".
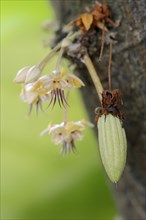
{"left": 14, "top": 65, "right": 84, "bottom": 109}
{"left": 14, "top": 37, "right": 93, "bottom": 153}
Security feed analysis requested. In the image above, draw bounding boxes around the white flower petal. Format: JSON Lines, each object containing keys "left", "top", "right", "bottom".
{"left": 38, "top": 76, "right": 54, "bottom": 90}
{"left": 25, "top": 90, "right": 38, "bottom": 104}
{"left": 38, "top": 75, "right": 50, "bottom": 83}
{"left": 40, "top": 128, "right": 49, "bottom": 136}
{"left": 71, "top": 131, "right": 83, "bottom": 141}
{"left": 25, "top": 83, "right": 35, "bottom": 92}
{"left": 45, "top": 80, "right": 55, "bottom": 90}
{"left": 68, "top": 73, "right": 85, "bottom": 87}
{"left": 79, "top": 119, "right": 94, "bottom": 128}
{"left": 49, "top": 122, "right": 64, "bottom": 134}
{"left": 59, "top": 80, "right": 69, "bottom": 88}
{"left": 52, "top": 134, "right": 65, "bottom": 145}
{"left": 14, "top": 66, "right": 30, "bottom": 83}
{"left": 73, "top": 121, "right": 85, "bottom": 128}
{"left": 64, "top": 134, "right": 72, "bottom": 143}
{"left": 20, "top": 92, "right": 27, "bottom": 102}
{"left": 40, "top": 94, "right": 51, "bottom": 102}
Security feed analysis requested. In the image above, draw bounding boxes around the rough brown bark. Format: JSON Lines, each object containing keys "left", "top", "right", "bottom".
{"left": 51, "top": 0, "right": 146, "bottom": 219}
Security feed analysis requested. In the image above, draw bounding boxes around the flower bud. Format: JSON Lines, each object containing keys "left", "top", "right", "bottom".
{"left": 98, "top": 114, "right": 127, "bottom": 183}
{"left": 14, "top": 66, "right": 30, "bottom": 83}
{"left": 25, "top": 65, "right": 41, "bottom": 83}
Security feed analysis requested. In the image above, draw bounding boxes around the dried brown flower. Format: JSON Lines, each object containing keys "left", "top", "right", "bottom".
{"left": 95, "top": 89, "right": 124, "bottom": 121}
{"left": 71, "top": 2, "right": 116, "bottom": 32}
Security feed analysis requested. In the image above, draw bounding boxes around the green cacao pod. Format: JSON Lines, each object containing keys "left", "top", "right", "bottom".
{"left": 98, "top": 114, "right": 127, "bottom": 183}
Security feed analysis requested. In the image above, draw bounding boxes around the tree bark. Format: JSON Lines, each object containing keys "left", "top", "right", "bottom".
{"left": 51, "top": 0, "right": 146, "bottom": 219}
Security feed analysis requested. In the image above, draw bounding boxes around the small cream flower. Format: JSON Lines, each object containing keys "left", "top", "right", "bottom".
{"left": 14, "top": 65, "right": 41, "bottom": 84}
{"left": 20, "top": 75, "right": 50, "bottom": 113}
{"left": 41, "top": 119, "right": 94, "bottom": 153}
{"left": 46, "top": 68, "right": 85, "bottom": 107}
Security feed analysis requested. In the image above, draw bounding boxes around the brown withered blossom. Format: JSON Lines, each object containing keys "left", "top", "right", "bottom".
{"left": 71, "top": 2, "right": 116, "bottom": 32}
{"left": 95, "top": 89, "right": 124, "bottom": 122}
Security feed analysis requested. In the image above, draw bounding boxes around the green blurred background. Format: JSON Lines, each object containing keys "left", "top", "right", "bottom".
{"left": 1, "top": 1, "right": 117, "bottom": 219}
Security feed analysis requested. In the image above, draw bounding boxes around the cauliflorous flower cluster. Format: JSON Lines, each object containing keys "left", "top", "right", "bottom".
{"left": 14, "top": 29, "right": 93, "bottom": 153}
{"left": 18, "top": 68, "right": 85, "bottom": 111}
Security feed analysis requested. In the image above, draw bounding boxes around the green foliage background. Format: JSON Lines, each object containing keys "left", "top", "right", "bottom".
{"left": 1, "top": 1, "right": 117, "bottom": 219}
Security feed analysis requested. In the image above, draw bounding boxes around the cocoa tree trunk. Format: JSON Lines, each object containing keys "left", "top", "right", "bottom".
{"left": 51, "top": 0, "right": 146, "bottom": 219}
